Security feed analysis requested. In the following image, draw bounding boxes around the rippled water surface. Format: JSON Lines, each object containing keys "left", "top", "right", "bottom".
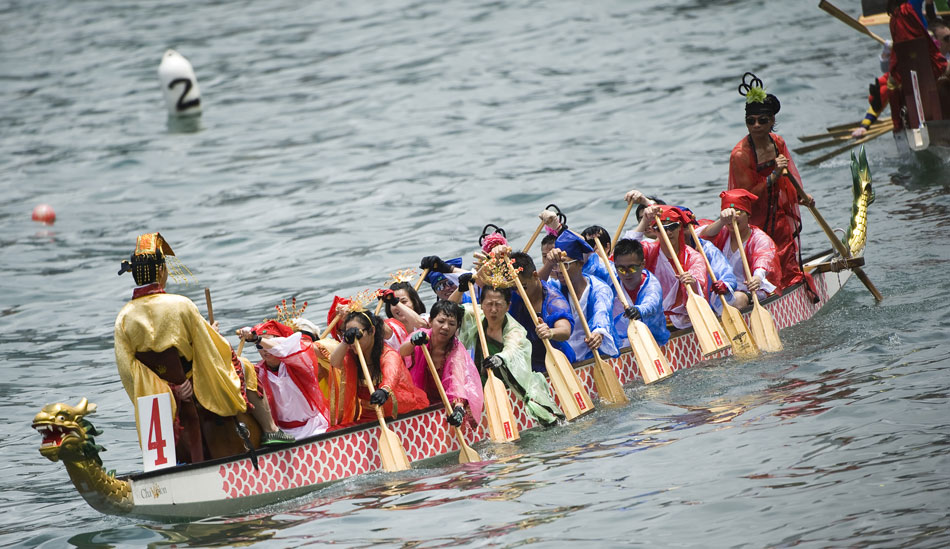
{"left": 2, "top": 0, "right": 949, "bottom": 547}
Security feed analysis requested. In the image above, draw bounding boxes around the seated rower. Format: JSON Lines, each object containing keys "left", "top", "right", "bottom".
{"left": 507, "top": 252, "right": 576, "bottom": 372}
{"left": 609, "top": 238, "right": 670, "bottom": 347}
{"left": 539, "top": 234, "right": 557, "bottom": 279}
{"left": 400, "top": 301, "right": 484, "bottom": 428}
{"left": 383, "top": 282, "right": 429, "bottom": 333}
{"left": 622, "top": 191, "right": 736, "bottom": 315}
{"left": 328, "top": 294, "right": 412, "bottom": 371}
{"left": 328, "top": 310, "right": 429, "bottom": 426}
{"left": 699, "top": 189, "right": 782, "bottom": 310}
{"left": 419, "top": 256, "right": 464, "bottom": 301}
{"left": 238, "top": 319, "right": 331, "bottom": 440}
{"left": 543, "top": 231, "right": 620, "bottom": 361}
{"left": 678, "top": 206, "right": 739, "bottom": 315}
{"left": 579, "top": 225, "right": 615, "bottom": 288}
{"left": 449, "top": 277, "right": 564, "bottom": 426}
{"left": 115, "top": 233, "right": 290, "bottom": 464}
{"left": 627, "top": 206, "right": 708, "bottom": 329}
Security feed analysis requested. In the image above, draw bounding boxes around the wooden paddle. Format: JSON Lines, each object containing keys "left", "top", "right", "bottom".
{"left": 818, "top": 0, "right": 886, "bottom": 44}
{"left": 524, "top": 204, "right": 566, "bottom": 253}
{"left": 731, "top": 219, "right": 783, "bottom": 352}
{"left": 654, "top": 221, "right": 730, "bottom": 356}
{"left": 522, "top": 220, "right": 546, "bottom": 253}
{"left": 794, "top": 123, "right": 891, "bottom": 154}
{"left": 234, "top": 330, "right": 246, "bottom": 357}
{"left": 467, "top": 286, "right": 520, "bottom": 442}
{"left": 784, "top": 171, "right": 883, "bottom": 302}
{"left": 686, "top": 225, "right": 759, "bottom": 358}
{"left": 611, "top": 201, "right": 635, "bottom": 251}
{"left": 419, "top": 345, "right": 480, "bottom": 463}
{"left": 352, "top": 333, "right": 411, "bottom": 472}
{"left": 414, "top": 269, "right": 429, "bottom": 291}
{"left": 204, "top": 288, "right": 215, "bottom": 324}
{"left": 805, "top": 125, "right": 893, "bottom": 166}
{"left": 798, "top": 119, "right": 891, "bottom": 142}
{"left": 320, "top": 315, "right": 341, "bottom": 339}
{"left": 591, "top": 239, "right": 673, "bottom": 384}
{"left": 504, "top": 258, "right": 593, "bottom": 420}
{"left": 825, "top": 117, "right": 892, "bottom": 134}
{"left": 555, "top": 261, "right": 628, "bottom": 404}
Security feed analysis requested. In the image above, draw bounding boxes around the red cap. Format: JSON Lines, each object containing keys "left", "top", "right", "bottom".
{"left": 253, "top": 319, "right": 294, "bottom": 338}
{"left": 656, "top": 205, "right": 691, "bottom": 225}
{"left": 326, "top": 295, "right": 351, "bottom": 340}
{"left": 719, "top": 189, "right": 757, "bottom": 214}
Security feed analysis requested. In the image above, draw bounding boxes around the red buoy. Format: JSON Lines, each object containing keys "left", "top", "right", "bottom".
{"left": 32, "top": 204, "right": 56, "bottom": 225}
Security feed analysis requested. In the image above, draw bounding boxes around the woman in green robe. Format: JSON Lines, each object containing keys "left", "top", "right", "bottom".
{"left": 454, "top": 283, "right": 564, "bottom": 426}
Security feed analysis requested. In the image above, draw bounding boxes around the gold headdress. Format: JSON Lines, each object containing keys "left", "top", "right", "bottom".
{"left": 274, "top": 297, "right": 308, "bottom": 331}
{"left": 481, "top": 251, "right": 520, "bottom": 289}
{"left": 118, "top": 232, "right": 195, "bottom": 285}
{"left": 346, "top": 289, "right": 380, "bottom": 313}
{"left": 383, "top": 268, "right": 418, "bottom": 287}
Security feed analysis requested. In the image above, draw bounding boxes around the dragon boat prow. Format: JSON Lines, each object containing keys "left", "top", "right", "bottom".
{"left": 33, "top": 399, "right": 134, "bottom": 516}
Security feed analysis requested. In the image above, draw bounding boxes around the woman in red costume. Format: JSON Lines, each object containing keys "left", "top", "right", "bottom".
{"left": 728, "top": 73, "right": 815, "bottom": 295}
{"left": 328, "top": 310, "right": 429, "bottom": 428}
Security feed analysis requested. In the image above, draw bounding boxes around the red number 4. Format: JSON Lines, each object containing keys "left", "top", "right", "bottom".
{"left": 147, "top": 398, "right": 168, "bottom": 465}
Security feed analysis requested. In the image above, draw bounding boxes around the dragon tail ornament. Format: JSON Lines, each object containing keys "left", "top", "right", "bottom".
{"left": 32, "top": 399, "right": 133, "bottom": 515}
{"left": 845, "top": 146, "right": 874, "bottom": 256}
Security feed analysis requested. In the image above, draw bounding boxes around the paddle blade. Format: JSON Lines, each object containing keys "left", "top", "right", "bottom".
{"left": 454, "top": 428, "right": 481, "bottom": 464}
{"left": 719, "top": 301, "right": 760, "bottom": 358}
{"left": 685, "top": 291, "right": 730, "bottom": 356}
{"left": 627, "top": 320, "right": 673, "bottom": 384}
{"left": 483, "top": 371, "right": 520, "bottom": 442}
{"left": 591, "top": 354, "right": 628, "bottom": 405}
{"left": 378, "top": 426, "right": 411, "bottom": 472}
{"left": 750, "top": 302, "right": 783, "bottom": 353}
{"left": 544, "top": 347, "right": 594, "bottom": 421}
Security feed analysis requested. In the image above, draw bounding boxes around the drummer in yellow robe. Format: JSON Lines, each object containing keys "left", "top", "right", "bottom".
{"left": 114, "top": 232, "right": 291, "bottom": 463}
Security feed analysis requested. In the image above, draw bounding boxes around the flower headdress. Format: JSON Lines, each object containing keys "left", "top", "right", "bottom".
{"left": 738, "top": 72, "right": 780, "bottom": 116}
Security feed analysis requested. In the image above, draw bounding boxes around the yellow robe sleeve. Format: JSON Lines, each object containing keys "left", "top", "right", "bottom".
{"left": 180, "top": 297, "right": 247, "bottom": 417}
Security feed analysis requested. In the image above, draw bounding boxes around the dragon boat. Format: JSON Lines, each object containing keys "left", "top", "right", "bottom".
{"left": 859, "top": 3, "right": 950, "bottom": 159}
{"left": 33, "top": 151, "right": 878, "bottom": 521}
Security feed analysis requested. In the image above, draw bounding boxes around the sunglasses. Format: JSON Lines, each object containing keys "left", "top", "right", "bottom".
{"left": 942, "top": 34, "right": 950, "bottom": 43}
{"left": 658, "top": 221, "right": 680, "bottom": 231}
{"left": 615, "top": 263, "right": 643, "bottom": 275}
{"left": 746, "top": 115, "right": 772, "bottom": 126}
{"left": 433, "top": 279, "right": 456, "bottom": 292}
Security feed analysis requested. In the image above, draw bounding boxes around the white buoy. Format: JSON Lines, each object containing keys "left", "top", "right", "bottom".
{"left": 158, "top": 49, "right": 202, "bottom": 117}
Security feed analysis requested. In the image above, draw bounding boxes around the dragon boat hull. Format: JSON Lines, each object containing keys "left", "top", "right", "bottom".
{"left": 36, "top": 148, "right": 877, "bottom": 521}
{"left": 91, "top": 253, "right": 851, "bottom": 520}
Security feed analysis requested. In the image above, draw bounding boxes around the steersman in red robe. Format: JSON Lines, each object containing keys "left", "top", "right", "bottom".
{"left": 729, "top": 72, "right": 816, "bottom": 297}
